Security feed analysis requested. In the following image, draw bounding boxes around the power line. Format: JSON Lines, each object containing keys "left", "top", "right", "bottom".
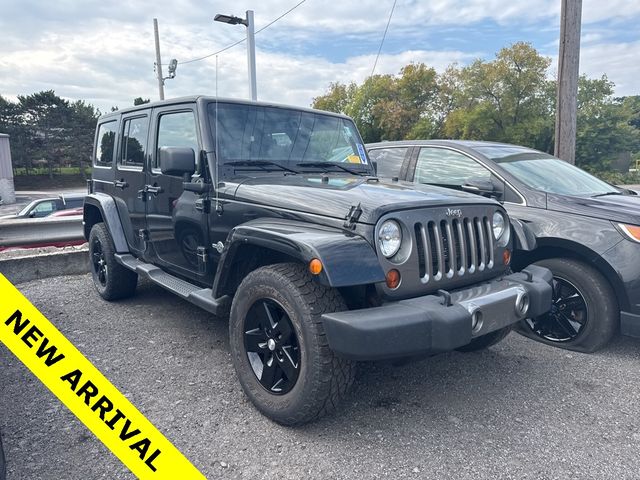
{"left": 176, "top": 0, "right": 307, "bottom": 65}
{"left": 370, "top": 0, "right": 397, "bottom": 78}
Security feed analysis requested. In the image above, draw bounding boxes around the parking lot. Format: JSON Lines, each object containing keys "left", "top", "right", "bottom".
{"left": 2, "top": 274, "right": 640, "bottom": 479}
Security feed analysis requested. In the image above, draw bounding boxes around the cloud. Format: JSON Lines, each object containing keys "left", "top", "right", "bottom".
{"left": 0, "top": 0, "right": 638, "bottom": 115}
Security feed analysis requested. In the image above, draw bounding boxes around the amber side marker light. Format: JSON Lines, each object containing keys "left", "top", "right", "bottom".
{"left": 386, "top": 269, "right": 401, "bottom": 289}
{"left": 619, "top": 224, "right": 640, "bottom": 243}
{"left": 503, "top": 249, "right": 512, "bottom": 266}
{"left": 309, "top": 258, "right": 323, "bottom": 275}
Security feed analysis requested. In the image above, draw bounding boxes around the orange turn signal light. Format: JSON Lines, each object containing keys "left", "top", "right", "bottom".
{"left": 503, "top": 249, "right": 512, "bottom": 266}
{"left": 620, "top": 223, "right": 640, "bottom": 243}
{"left": 386, "top": 269, "right": 401, "bottom": 289}
{"left": 309, "top": 258, "right": 323, "bottom": 275}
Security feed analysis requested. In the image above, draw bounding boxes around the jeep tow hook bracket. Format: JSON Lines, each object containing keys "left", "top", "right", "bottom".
{"left": 437, "top": 289, "right": 453, "bottom": 307}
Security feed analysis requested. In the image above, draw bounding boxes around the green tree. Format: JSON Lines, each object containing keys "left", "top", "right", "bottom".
{"left": 575, "top": 76, "right": 640, "bottom": 169}
{"left": 133, "top": 97, "right": 150, "bottom": 106}
{"left": 444, "top": 42, "right": 554, "bottom": 150}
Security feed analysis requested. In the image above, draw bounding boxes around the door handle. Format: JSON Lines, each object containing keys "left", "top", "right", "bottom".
{"left": 114, "top": 179, "right": 129, "bottom": 189}
{"left": 145, "top": 185, "right": 163, "bottom": 195}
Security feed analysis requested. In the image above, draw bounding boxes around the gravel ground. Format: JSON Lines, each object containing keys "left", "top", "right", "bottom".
{"left": 2, "top": 274, "right": 640, "bottom": 479}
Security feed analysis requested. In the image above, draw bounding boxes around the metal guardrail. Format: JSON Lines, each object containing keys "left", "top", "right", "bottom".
{"left": 0, "top": 216, "right": 84, "bottom": 249}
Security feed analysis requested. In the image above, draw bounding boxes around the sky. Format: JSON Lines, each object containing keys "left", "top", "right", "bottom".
{"left": 0, "top": 0, "right": 638, "bottom": 114}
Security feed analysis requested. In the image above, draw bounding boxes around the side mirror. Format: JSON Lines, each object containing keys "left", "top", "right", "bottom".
{"left": 371, "top": 160, "right": 378, "bottom": 175}
{"left": 159, "top": 147, "right": 195, "bottom": 177}
{"left": 462, "top": 178, "right": 495, "bottom": 195}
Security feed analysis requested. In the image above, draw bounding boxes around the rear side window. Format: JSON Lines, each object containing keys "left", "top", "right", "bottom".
{"left": 94, "top": 121, "right": 117, "bottom": 167}
{"left": 120, "top": 116, "right": 149, "bottom": 168}
{"left": 368, "top": 148, "right": 408, "bottom": 177}
{"left": 154, "top": 111, "right": 198, "bottom": 170}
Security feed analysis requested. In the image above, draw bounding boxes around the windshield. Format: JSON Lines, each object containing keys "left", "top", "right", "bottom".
{"left": 208, "top": 102, "right": 372, "bottom": 174}
{"left": 474, "top": 146, "right": 619, "bottom": 196}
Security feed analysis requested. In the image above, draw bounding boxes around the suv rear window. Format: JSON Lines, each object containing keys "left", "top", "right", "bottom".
{"left": 94, "top": 121, "right": 117, "bottom": 167}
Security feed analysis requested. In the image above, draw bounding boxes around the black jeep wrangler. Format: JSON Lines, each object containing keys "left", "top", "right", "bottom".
{"left": 83, "top": 97, "right": 552, "bottom": 425}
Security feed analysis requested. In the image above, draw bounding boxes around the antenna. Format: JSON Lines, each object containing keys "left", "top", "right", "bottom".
{"left": 214, "top": 55, "right": 220, "bottom": 214}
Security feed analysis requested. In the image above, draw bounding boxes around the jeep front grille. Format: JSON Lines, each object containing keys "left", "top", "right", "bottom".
{"left": 414, "top": 216, "right": 495, "bottom": 284}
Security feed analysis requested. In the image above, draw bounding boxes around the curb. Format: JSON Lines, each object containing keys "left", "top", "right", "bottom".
{"left": 0, "top": 246, "right": 90, "bottom": 284}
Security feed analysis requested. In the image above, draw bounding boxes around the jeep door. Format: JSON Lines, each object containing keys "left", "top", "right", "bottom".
{"left": 113, "top": 112, "right": 150, "bottom": 254}
{"left": 145, "top": 105, "right": 210, "bottom": 282}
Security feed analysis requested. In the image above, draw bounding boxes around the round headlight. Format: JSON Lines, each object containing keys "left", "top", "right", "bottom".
{"left": 492, "top": 211, "right": 506, "bottom": 240}
{"left": 378, "top": 220, "right": 402, "bottom": 258}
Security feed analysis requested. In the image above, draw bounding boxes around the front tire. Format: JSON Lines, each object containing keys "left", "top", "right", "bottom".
{"left": 516, "top": 258, "right": 618, "bottom": 353}
{"left": 229, "top": 263, "right": 356, "bottom": 425}
{"left": 89, "top": 223, "right": 138, "bottom": 300}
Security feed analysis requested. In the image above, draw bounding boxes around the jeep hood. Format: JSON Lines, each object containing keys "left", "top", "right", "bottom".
{"left": 231, "top": 175, "right": 499, "bottom": 224}
{"left": 546, "top": 192, "right": 640, "bottom": 225}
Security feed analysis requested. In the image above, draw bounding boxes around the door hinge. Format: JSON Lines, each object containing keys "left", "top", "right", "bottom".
{"left": 196, "top": 246, "right": 208, "bottom": 274}
{"left": 195, "top": 198, "right": 211, "bottom": 214}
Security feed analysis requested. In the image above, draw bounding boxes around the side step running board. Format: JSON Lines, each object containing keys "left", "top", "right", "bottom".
{"left": 115, "top": 254, "right": 229, "bottom": 317}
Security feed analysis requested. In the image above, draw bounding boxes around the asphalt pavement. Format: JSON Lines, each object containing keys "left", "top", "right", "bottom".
{"left": 2, "top": 274, "right": 640, "bottom": 479}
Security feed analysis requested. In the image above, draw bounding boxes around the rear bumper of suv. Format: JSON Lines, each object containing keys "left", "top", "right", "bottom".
{"left": 322, "top": 265, "right": 553, "bottom": 360}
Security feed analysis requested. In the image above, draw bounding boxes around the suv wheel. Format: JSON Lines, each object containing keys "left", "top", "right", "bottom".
{"left": 229, "top": 263, "right": 356, "bottom": 425}
{"left": 89, "top": 222, "right": 138, "bottom": 300}
{"left": 516, "top": 258, "right": 618, "bottom": 353}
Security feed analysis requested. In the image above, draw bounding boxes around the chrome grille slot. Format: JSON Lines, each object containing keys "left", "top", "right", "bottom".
{"left": 415, "top": 214, "right": 495, "bottom": 285}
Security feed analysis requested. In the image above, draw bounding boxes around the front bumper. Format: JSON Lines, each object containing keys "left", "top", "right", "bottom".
{"left": 322, "top": 265, "right": 553, "bottom": 360}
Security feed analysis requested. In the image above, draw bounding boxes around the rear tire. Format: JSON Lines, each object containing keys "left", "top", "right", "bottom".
{"left": 515, "top": 258, "right": 618, "bottom": 353}
{"left": 229, "top": 263, "right": 356, "bottom": 425}
{"left": 89, "top": 223, "right": 137, "bottom": 300}
{"left": 456, "top": 326, "right": 511, "bottom": 352}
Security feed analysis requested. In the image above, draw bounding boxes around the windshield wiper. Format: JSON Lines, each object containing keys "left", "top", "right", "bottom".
{"left": 591, "top": 191, "right": 624, "bottom": 198}
{"left": 297, "top": 162, "right": 369, "bottom": 176}
{"left": 226, "top": 160, "right": 298, "bottom": 174}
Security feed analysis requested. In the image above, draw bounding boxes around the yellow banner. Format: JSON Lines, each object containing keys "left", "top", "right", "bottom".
{"left": 0, "top": 274, "right": 205, "bottom": 479}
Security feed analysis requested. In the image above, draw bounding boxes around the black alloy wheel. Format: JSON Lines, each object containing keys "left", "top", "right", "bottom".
{"left": 244, "top": 299, "right": 300, "bottom": 394}
{"left": 91, "top": 237, "right": 108, "bottom": 287}
{"left": 88, "top": 223, "right": 138, "bottom": 301}
{"left": 516, "top": 258, "right": 618, "bottom": 353}
{"left": 525, "top": 276, "right": 588, "bottom": 342}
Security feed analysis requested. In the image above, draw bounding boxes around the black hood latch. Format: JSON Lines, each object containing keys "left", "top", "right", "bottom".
{"left": 343, "top": 203, "right": 363, "bottom": 230}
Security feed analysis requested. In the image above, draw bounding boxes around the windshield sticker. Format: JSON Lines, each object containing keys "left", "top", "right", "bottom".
{"left": 346, "top": 154, "right": 361, "bottom": 164}
{"left": 356, "top": 143, "right": 368, "bottom": 164}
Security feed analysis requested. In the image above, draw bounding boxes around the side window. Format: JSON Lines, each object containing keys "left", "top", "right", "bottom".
{"left": 415, "top": 147, "right": 490, "bottom": 185}
{"left": 154, "top": 111, "right": 198, "bottom": 170}
{"left": 32, "top": 201, "right": 56, "bottom": 217}
{"left": 120, "top": 116, "right": 149, "bottom": 168}
{"left": 94, "top": 121, "right": 117, "bottom": 167}
{"left": 368, "top": 148, "right": 408, "bottom": 177}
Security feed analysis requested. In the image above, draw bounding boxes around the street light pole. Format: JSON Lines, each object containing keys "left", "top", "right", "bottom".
{"left": 214, "top": 10, "right": 258, "bottom": 101}
{"left": 246, "top": 10, "right": 257, "bottom": 101}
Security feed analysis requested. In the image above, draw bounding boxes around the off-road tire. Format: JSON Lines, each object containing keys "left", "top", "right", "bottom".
{"left": 456, "top": 326, "right": 512, "bottom": 352}
{"left": 229, "top": 263, "right": 356, "bottom": 426}
{"left": 515, "top": 258, "right": 618, "bottom": 353}
{"left": 89, "top": 222, "right": 138, "bottom": 300}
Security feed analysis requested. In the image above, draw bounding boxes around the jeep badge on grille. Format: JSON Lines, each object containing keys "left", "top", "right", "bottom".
{"left": 446, "top": 208, "right": 463, "bottom": 218}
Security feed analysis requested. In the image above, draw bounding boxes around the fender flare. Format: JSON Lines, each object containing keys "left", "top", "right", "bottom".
{"left": 510, "top": 218, "right": 537, "bottom": 252}
{"left": 212, "top": 219, "right": 385, "bottom": 296}
{"left": 83, "top": 193, "right": 129, "bottom": 253}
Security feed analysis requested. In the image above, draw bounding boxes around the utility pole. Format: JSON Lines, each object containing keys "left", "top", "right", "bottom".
{"left": 153, "top": 18, "right": 165, "bottom": 101}
{"left": 554, "top": 0, "right": 582, "bottom": 164}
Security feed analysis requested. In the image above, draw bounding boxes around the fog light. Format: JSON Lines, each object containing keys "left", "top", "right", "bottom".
{"left": 503, "top": 249, "right": 512, "bottom": 266}
{"left": 386, "top": 269, "right": 401, "bottom": 289}
{"left": 471, "top": 310, "right": 483, "bottom": 333}
{"left": 309, "top": 258, "right": 323, "bottom": 275}
{"left": 515, "top": 292, "right": 530, "bottom": 317}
